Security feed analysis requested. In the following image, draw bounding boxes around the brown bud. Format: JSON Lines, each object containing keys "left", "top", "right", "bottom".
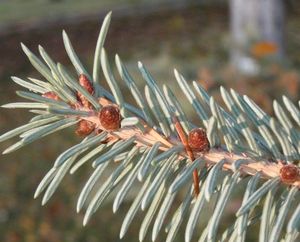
{"left": 280, "top": 164, "right": 299, "bottom": 183}
{"left": 188, "top": 128, "right": 210, "bottom": 152}
{"left": 42, "top": 91, "right": 60, "bottom": 101}
{"left": 75, "top": 120, "right": 95, "bottom": 136}
{"left": 79, "top": 74, "right": 94, "bottom": 94}
{"left": 77, "top": 74, "right": 94, "bottom": 108}
{"left": 99, "top": 105, "right": 121, "bottom": 130}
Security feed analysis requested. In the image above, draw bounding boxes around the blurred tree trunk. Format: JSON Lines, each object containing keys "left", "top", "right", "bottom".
{"left": 229, "top": 0, "right": 285, "bottom": 74}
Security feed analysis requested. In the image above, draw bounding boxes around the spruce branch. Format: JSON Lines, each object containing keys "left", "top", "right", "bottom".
{"left": 1, "top": 12, "right": 299, "bottom": 242}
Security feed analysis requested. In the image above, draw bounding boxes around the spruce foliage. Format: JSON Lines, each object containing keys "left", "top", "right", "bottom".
{"left": 1, "top": 12, "right": 299, "bottom": 242}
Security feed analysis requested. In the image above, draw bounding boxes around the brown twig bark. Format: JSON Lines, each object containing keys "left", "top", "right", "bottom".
{"left": 76, "top": 96, "right": 300, "bottom": 188}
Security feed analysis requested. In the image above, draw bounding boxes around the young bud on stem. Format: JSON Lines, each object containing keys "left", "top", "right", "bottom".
{"left": 280, "top": 164, "right": 299, "bottom": 183}
{"left": 77, "top": 74, "right": 94, "bottom": 108}
{"left": 99, "top": 105, "right": 121, "bottom": 130}
{"left": 188, "top": 128, "right": 210, "bottom": 152}
{"left": 75, "top": 120, "right": 96, "bottom": 136}
{"left": 42, "top": 91, "right": 60, "bottom": 101}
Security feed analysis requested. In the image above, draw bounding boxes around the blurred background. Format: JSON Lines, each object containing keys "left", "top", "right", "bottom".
{"left": 0, "top": 0, "right": 299, "bottom": 241}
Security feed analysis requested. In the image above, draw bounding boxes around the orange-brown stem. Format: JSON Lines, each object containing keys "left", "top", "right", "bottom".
{"left": 193, "top": 170, "right": 200, "bottom": 195}
{"left": 173, "top": 116, "right": 200, "bottom": 196}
